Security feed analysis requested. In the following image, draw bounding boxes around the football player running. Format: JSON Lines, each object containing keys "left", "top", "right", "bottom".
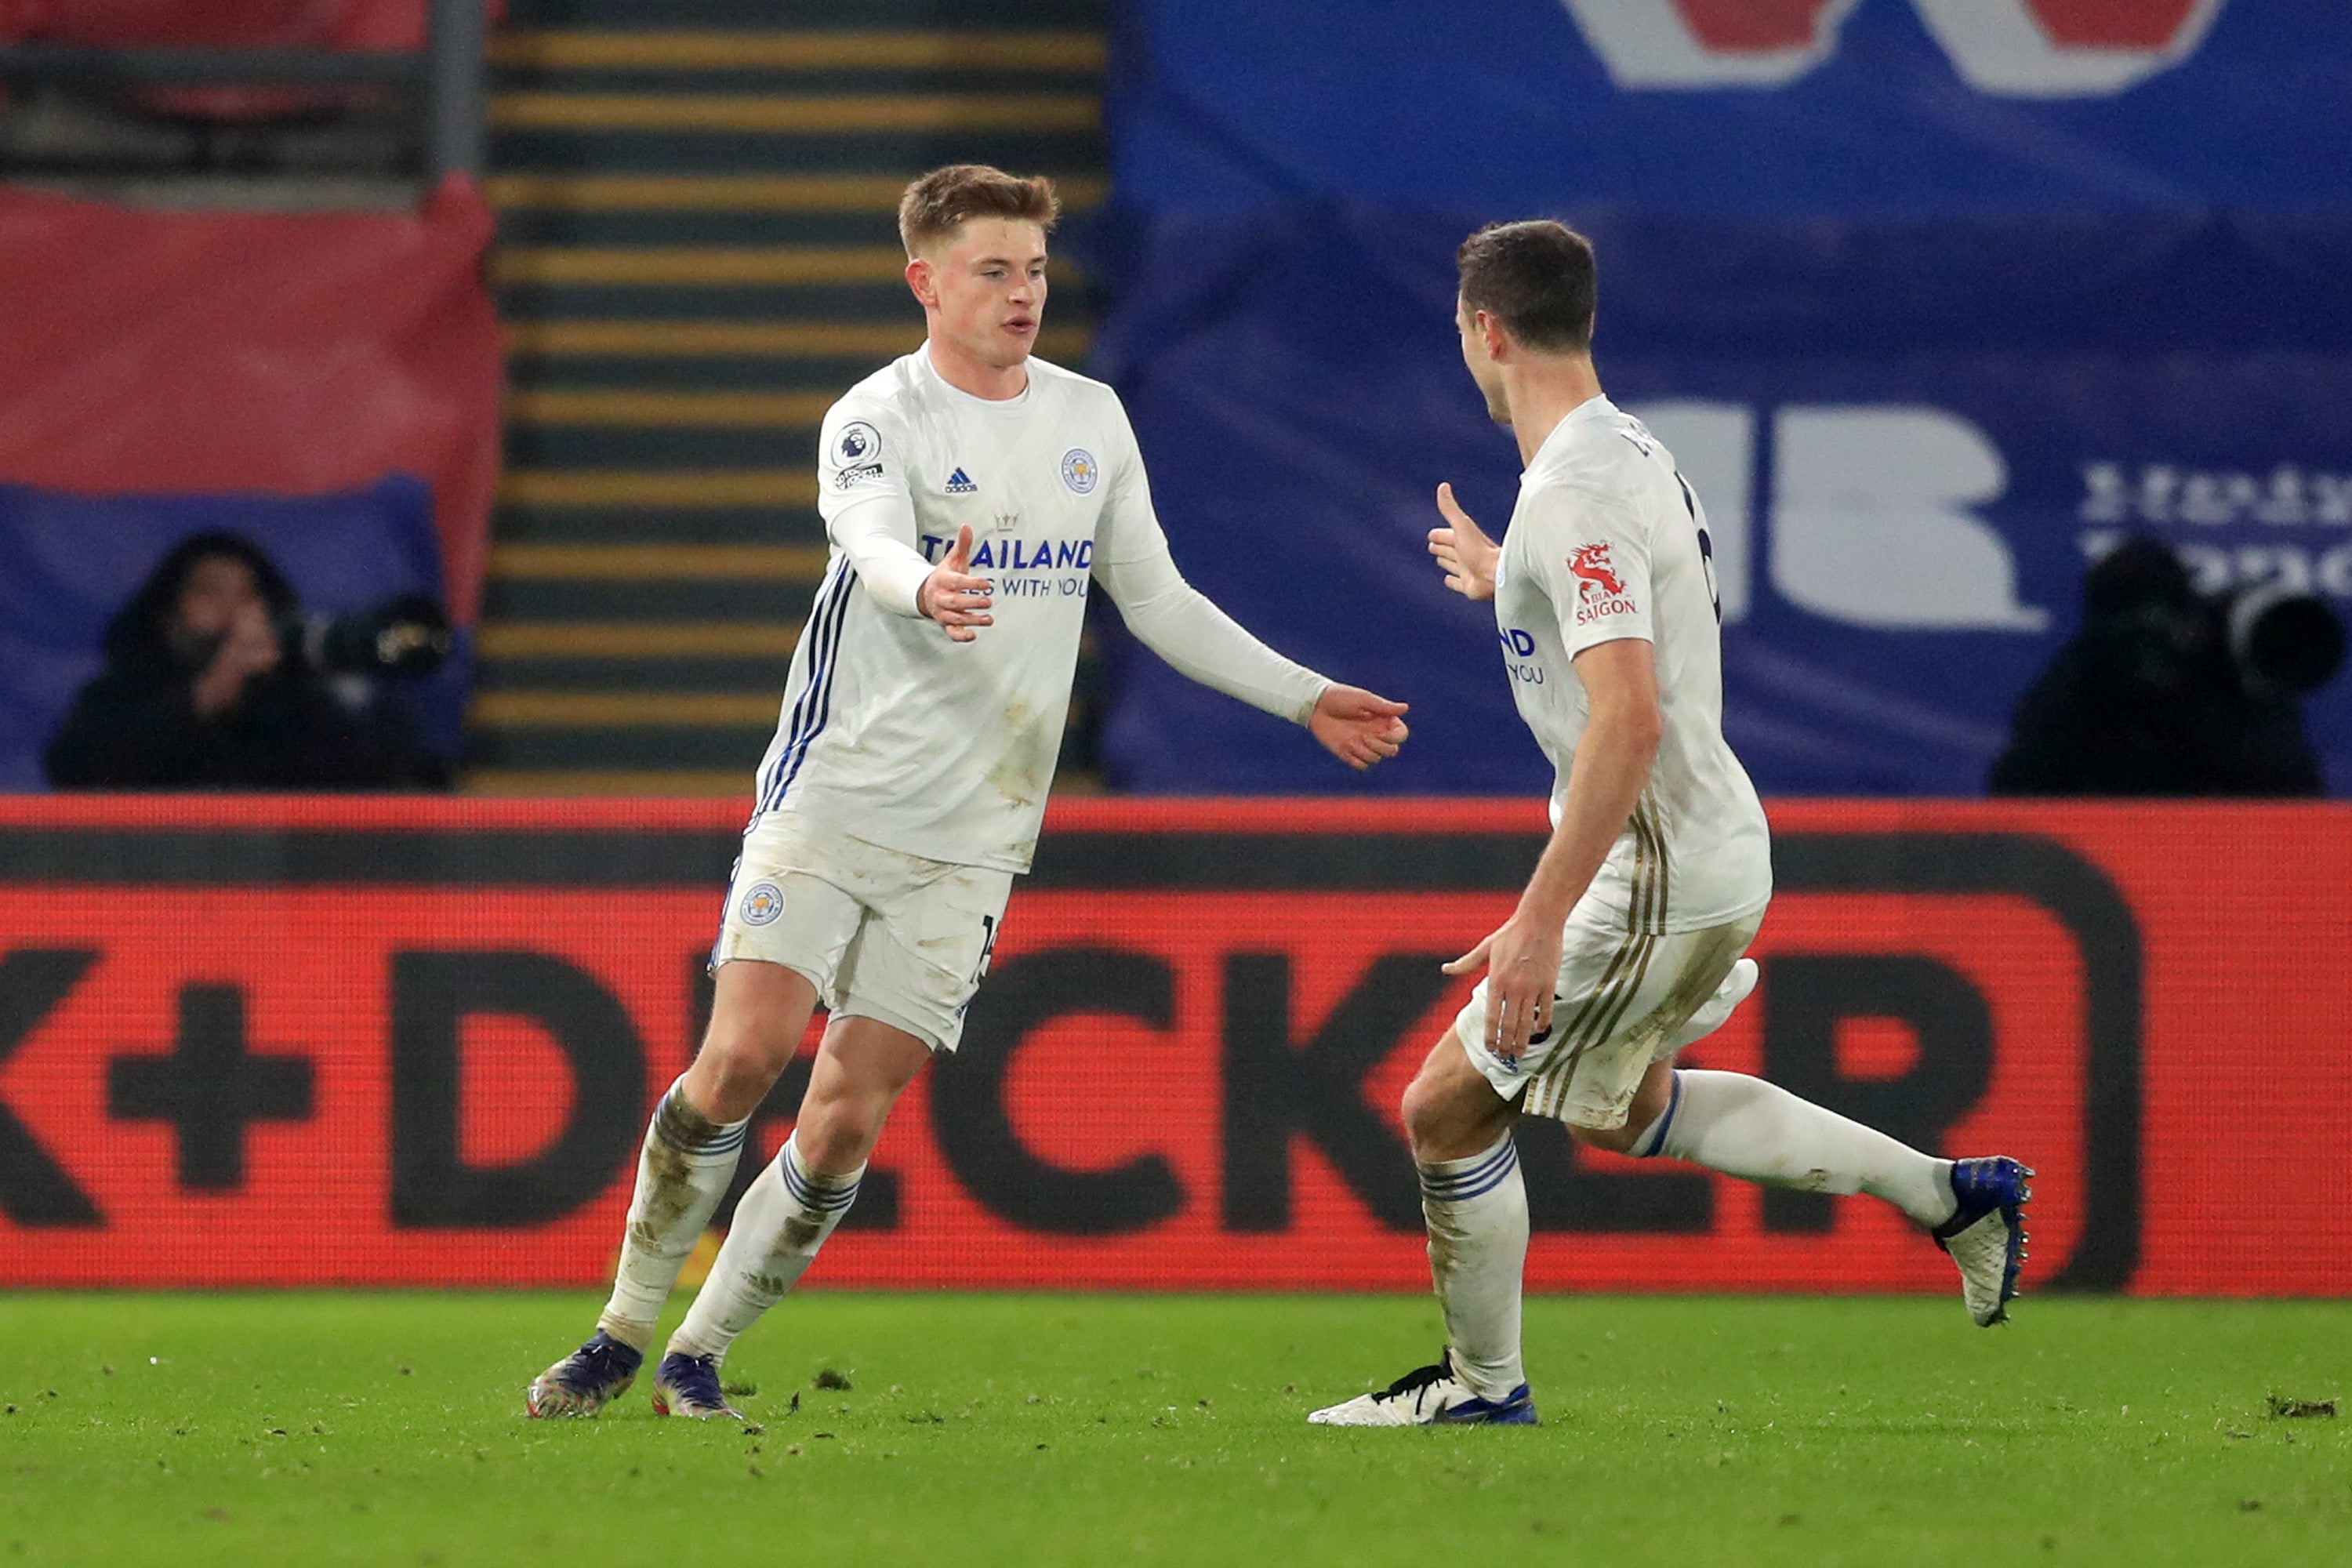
{"left": 1308, "top": 222, "right": 2028, "bottom": 1428}
{"left": 528, "top": 165, "right": 1410, "bottom": 1420}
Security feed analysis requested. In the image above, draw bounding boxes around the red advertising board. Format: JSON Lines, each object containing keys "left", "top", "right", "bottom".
{"left": 0, "top": 797, "right": 2343, "bottom": 1296}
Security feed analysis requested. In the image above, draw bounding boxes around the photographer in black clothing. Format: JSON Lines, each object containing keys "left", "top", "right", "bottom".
{"left": 1990, "top": 537, "right": 2342, "bottom": 797}
{"left": 45, "top": 532, "right": 450, "bottom": 791}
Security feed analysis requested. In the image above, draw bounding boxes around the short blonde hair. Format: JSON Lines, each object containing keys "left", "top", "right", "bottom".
{"left": 898, "top": 164, "right": 1060, "bottom": 256}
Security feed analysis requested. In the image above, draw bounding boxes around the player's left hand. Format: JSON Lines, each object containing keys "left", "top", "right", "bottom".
{"left": 1309, "top": 685, "right": 1409, "bottom": 770}
{"left": 1445, "top": 912, "right": 1563, "bottom": 1059}
{"left": 1428, "top": 483, "right": 1499, "bottom": 601}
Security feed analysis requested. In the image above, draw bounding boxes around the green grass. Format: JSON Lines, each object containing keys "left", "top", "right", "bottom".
{"left": 1, "top": 1293, "right": 2346, "bottom": 1566}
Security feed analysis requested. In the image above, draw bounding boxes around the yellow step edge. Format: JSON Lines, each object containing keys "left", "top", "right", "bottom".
{"left": 488, "top": 30, "right": 1106, "bottom": 71}
{"left": 462, "top": 768, "right": 752, "bottom": 797}
{"left": 494, "top": 245, "right": 907, "bottom": 287}
{"left": 489, "top": 543, "right": 833, "bottom": 580}
{"left": 506, "top": 320, "right": 1089, "bottom": 360}
{"left": 476, "top": 621, "right": 804, "bottom": 657}
{"left": 471, "top": 691, "right": 782, "bottom": 727}
{"left": 487, "top": 172, "right": 1107, "bottom": 212}
{"left": 506, "top": 389, "right": 835, "bottom": 427}
{"left": 488, "top": 92, "right": 1099, "bottom": 133}
{"left": 496, "top": 470, "right": 822, "bottom": 508}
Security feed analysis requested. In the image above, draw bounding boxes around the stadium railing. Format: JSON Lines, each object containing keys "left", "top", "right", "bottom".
{"left": 0, "top": 0, "right": 485, "bottom": 176}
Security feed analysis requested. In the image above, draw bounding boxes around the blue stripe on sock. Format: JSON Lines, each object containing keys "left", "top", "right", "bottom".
{"left": 1434, "top": 1154, "right": 1522, "bottom": 1203}
{"left": 780, "top": 1148, "right": 860, "bottom": 1211}
{"left": 1633, "top": 1069, "right": 1685, "bottom": 1160}
{"left": 1419, "top": 1138, "right": 1518, "bottom": 1198}
{"left": 1420, "top": 1143, "right": 1520, "bottom": 1203}
{"left": 648, "top": 1091, "right": 750, "bottom": 1157}
{"left": 1424, "top": 1138, "right": 1515, "bottom": 1189}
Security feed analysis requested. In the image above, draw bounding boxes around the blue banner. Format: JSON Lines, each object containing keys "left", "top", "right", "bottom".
{"left": 1085, "top": 0, "right": 2352, "bottom": 795}
{"left": 1109, "top": 0, "right": 2352, "bottom": 219}
{"left": 0, "top": 477, "right": 464, "bottom": 791}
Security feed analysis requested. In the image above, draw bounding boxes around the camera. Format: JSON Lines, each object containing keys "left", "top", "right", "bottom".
{"left": 278, "top": 593, "right": 452, "bottom": 677}
{"left": 2083, "top": 539, "right": 2344, "bottom": 702}
{"left": 2223, "top": 581, "right": 2346, "bottom": 699}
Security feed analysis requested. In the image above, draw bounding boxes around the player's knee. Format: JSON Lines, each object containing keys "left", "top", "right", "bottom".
{"left": 1399, "top": 1071, "right": 1461, "bottom": 1161}
{"left": 695, "top": 1019, "right": 793, "bottom": 1107}
{"left": 792, "top": 1089, "right": 884, "bottom": 1172}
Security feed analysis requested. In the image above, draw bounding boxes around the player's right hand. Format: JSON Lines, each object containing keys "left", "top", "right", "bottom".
{"left": 917, "top": 524, "right": 994, "bottom": 642}
{"left": 191, "top": 601, "right": 283, "bottom": 717}
{"left": 1428, "top": 482, "right": 1499, "bottom": 601}
{"left": 1445, "top": 911, "right": 1563, "bottom": 1060}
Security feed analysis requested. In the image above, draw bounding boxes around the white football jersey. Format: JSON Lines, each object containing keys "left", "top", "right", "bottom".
{"left": 1491, "top": 394, "right": 1771, "bottom": 932}
{"left": 752, "top": 348, "right": 1325, "bottom": 873}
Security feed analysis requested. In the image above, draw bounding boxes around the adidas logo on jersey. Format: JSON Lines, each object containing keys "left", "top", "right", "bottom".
{"left": 946, "top": 466, "right": 978, "bottom": 495}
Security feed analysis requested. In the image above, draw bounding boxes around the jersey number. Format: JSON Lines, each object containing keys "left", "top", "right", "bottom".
{"left": 1675, "top": 471, "right": 1722, "bottom": 626}
{"left": 971, "top": 913, "right": 1000, "bottom": 985}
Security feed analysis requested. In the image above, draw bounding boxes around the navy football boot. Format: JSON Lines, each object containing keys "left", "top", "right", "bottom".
{"left": 650, "top": 1350, "right": 746, "bottom": 1421}
{"left": 1934, "top": 1156, "right": 2033, "bottom": 1326}
{"left": 526, "top": 1330, "right": 642, "bottom": 1417}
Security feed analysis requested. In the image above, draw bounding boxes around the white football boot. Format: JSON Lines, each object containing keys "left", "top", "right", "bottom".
{"left": 1307, "top": 1352, "right": 1537, "bottom": 1426}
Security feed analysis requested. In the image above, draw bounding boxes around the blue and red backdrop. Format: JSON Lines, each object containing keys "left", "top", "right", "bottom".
{"left": 0, "top": 180, "right": 502, "bottom": 789}
{"left": 1079, "top": 0, "right": 2352, "bottom": 797}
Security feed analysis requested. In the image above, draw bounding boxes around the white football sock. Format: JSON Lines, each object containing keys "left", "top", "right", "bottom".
{"left": 1632, "top": 1068, "right": 1955, "bottom": 1227}
{"left": 1419, "top": 1134, "right": 1528, "bottom": 1402}
{"left": 669, "top": 1134, "right": 862, "bottom": 1362}
{"left": 595, "top": 1079, "right": 751, "bottom": 1349}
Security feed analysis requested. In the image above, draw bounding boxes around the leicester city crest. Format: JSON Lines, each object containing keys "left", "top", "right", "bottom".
{"left": 739, "top": 881, "right": 785, "bottom": 926}
{"left": 835, "top": 421, "right": 882, "bottom": 467}
{"left": 1061, "top": 448, "right": 1098, "bottom": 494}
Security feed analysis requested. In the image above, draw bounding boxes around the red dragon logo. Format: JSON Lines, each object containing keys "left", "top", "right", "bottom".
{"left": 1568, "top": 543, "right": 1625, "bottom": 601}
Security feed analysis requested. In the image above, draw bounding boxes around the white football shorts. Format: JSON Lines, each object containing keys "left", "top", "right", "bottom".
{"left": 711, "top": 810, "right": 1014, "bottom": 1053}
{"left": 1456, "top": 908, "right": 1765, "bottom": 1130}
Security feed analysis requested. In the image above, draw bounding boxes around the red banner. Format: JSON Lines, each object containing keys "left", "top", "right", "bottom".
{"left": 0, "top": 180, "right": 500, "bottom": 623}
{"left": 0, "top": 797, "right": 2343, "bottom": 1295}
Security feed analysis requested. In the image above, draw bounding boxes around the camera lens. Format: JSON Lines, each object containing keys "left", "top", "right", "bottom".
{"left": 2229, "top": 587, "right": 2346, "bottom": 698}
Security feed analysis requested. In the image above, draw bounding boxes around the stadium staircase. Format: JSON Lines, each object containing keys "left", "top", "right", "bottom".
{"left": 470, "top": 0, "right": 1108, "bottom": 793}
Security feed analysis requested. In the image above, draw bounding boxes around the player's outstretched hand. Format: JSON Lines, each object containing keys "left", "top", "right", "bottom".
{"left": 1309, "top": 684, "right": 1409, "bottom": 771}
{"left": 1428, "top": 482, "right": 1498, "bottom": 601}
{"left": 917, "top": 524, "right": 994, "bottom": 641}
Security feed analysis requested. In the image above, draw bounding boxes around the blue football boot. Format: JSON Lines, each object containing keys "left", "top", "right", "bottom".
{"left": 525, "top": 1330, "right": 642, "bottom": 1418}
{"left": 1934, "top": 1156, "right": 2033, "bottom": 1326}
{"left": 650, "top": 1350, "right": 745, "bottom": 1421}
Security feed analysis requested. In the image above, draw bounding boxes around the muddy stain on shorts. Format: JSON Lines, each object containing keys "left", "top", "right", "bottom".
{"left": 1621, "top": 922, "right": 1754, "bottom": 1062}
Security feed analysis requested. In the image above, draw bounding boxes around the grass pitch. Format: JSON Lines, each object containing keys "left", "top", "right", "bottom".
{"left": 2, "top": 1292, "right": 2346, "bottom": 1567}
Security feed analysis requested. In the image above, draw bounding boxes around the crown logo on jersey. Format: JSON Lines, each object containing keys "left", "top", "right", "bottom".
{"left": 989, "top": 511, "right": 1022, "bottom": 535}
{"left": 946, "top": 466, "right": 978, "bottom": 495}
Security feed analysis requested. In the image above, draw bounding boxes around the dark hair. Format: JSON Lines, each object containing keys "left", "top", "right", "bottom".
{"left": 106, "top": 531, "right": 299, "bottom": 664}
{"left": 2083, "top": 536, "right": 2196, "bottom": 623}
{"left": 1456, "top": 220, "right": 1597, "bottom": 353}
{"left": 898, "top": 164, "right": 1060, "bottom": 256}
